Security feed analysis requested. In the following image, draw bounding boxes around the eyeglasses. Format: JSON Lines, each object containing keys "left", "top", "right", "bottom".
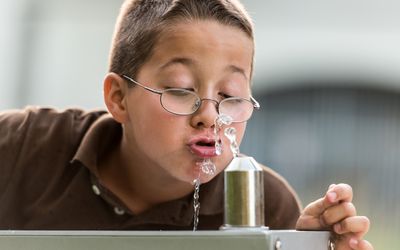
{"left": 121, "top": 74, "right": 260, "bottom": 123}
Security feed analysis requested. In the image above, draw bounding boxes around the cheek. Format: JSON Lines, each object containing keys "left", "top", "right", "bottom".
{"left": 126, "top": 95, "right": 180, "bottom": 142}
{"left": 128, "top": 93, "right": 172, "bottom": 127}
{"left": 135, "top": 111, "right": 184, "bottom": 142}
{"left": 235, "top": 123, "right": 247, "bottom": 145}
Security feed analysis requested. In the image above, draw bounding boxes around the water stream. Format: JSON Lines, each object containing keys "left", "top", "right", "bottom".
{"left": 192, "top": 178, "right": 201, "bottom": 231}
{"left": 192, "top": 114, "right": 234, "bottom": 231}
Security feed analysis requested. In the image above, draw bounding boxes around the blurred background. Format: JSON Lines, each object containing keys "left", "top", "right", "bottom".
{"left": 1, "top": 0, "right": 399, "bottom": 248}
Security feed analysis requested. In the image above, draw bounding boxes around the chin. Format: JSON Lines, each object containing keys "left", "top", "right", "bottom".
{"left": 198, "top": 174, "right": 216, "bottom": 184}
{"left": 179, "top": 156, "right": 228, "bottom": 184}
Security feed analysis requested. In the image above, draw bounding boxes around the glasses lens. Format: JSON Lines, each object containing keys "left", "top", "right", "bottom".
{"left": 219, "top": 97, "right": 254, "bottom": 122}
{"left": 161, "top": 89, "right": 200, "bottom": 115}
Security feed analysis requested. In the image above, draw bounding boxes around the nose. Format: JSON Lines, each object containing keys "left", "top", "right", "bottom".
{"left": 190, "top": 98, "right": 219, "bottom": 129}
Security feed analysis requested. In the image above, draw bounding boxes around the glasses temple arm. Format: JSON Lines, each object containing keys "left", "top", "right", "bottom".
{"left": 121, "top": 74, "right": 163, "bottom": 95}
{"left": 250, "top": 96, "right": 260, "bottom": 109}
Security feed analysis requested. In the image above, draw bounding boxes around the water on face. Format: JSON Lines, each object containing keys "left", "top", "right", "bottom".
{"left": 197, "top": 158, "right": 216, "bottom": 175}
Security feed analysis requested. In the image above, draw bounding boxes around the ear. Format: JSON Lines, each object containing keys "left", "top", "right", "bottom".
{"left": 103, "top": 72, "right": 129, "bottom": 123}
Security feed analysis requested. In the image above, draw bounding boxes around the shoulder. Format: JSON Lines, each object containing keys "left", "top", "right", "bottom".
{"left": 0, "top": 107, "right": 111, "bottom": 228}
{"left": 0, "top": 106, "right": 106, "bottom": 148}
{"left": 261, "top": 164, "right": 302, "bottom": 207}
{"left": 0, "top": 106, "right": 107, "bottom": 129}
{"left": 0, "top": 106, "right": 109, "bottom": 148}
{"left": 0, "top": 107, "right": 108, "bottom": 188}
{"left": 259, "top": 162, "right": 302, "bottom": 229}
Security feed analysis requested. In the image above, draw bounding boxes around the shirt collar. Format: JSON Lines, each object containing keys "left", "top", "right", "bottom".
{"left": 70, "top": 113, "right": 122, "bottom": 177}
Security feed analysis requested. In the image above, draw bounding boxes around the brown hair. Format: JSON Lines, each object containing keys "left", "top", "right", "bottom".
{"left": 108, "top": 0, "right": 254, "bottom": 80}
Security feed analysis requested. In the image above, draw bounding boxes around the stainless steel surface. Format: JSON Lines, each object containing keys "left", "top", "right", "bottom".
{"left": 223, "top": 156, "right": 265, "bottom": 228}
{"left": 0, "top": 230, "right": 330, "bottom": 250}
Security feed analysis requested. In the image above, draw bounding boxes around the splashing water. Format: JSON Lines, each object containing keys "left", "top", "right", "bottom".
{"left": 214, "top": 125, "right": 223, "bottom": 156}
{"left": 217, "top": 113, "right": 233, "bottom": 127}
{"left": 197, "top": 158, "right": 216, "bottom": 176}
{"left": 192, "top": 178, "right": 201, "bottom": 231}
{"left": 192, "top": 114, "right": 233, "bottom": 231}
{"left": 192, "top": 158, "right": 215, "bottom": 231}
{"left": 224, "top": 127, "right": 239, "bottom": 157}
{"left": 214, "top": 114, "right": 233, "bottom": 155}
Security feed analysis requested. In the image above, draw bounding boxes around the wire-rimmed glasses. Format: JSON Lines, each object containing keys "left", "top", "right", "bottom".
{"left": 121, "top": 74, "right": 260, "bottom": 123}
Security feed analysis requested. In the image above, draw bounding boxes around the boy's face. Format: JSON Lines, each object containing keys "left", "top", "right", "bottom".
{"left": 123, "top": 20, "right": 254, "bottom": 185}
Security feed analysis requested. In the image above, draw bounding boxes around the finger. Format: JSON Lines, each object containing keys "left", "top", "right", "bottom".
{"left": 296, "top": 197, "right": 328, "bottom": 230}
{"left": 349, "top": 238, "right": 374, "bottom": 250}
{"left": 296, "top": 199, "right": 353, "bottom": 230}
{"left": 311, "top": 184, "right": 353, "bottom": 215}
{"left": 333, "top": 216, "right": 370, "bottom": 237}
{"left": 296, "top": 213, "right": 326, "bottom": 230}
{"left": 302, "top": 184, "right": 340, "bottom": 217}
{"left": 327, "top": 183, "right": 353, "bottom": 204}
{"left": 302, "top": 197, "right": 327, "bottom": 217}
{"left": 297, "top": 184, "right": 356, "bottom": 230}
{"left": 322, "top": 201, "right": 357, "bottom": 226}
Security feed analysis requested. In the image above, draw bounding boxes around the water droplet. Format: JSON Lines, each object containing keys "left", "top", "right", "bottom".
{"left": 213, "top": 114, "right": 233, "bottom": 156}
{"left": 215, "top": 139, "right": 222, "bottom": 156}
{"left": 196, "top": 158, "right": 216, "bottom": 176}
{"left": 202, "top": 158, "right": 216, "bottom": 175}
{"left": 217, "top": 114, "right": 233, "bottom": 126}
{"left": 224, "top": 127, "right": 239, "bottom": 157}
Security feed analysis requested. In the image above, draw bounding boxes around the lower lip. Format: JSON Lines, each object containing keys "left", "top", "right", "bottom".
{"left": 189, "top": 144, "right": 217, "bottom": 158}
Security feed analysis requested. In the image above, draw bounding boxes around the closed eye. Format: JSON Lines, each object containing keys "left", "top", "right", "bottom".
{"left": 219, "top": 92, "right": 234, "bottom": 99}
{"left": 165, "top": 86, "right": 195, "bottom": 91}
{"left": 164, "top": 89, "right": 196, "bottom": 97}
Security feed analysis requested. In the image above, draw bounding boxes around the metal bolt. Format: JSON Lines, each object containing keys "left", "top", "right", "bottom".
{"left": 328, "top": 238, "right": 335, "bottom": 250}
{"left": 274, "top": 238, "right": 282, "bottom": 250}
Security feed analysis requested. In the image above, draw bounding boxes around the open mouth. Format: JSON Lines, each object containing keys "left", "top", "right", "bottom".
{"left": 195, "top": 140, "right": 215, "bottom": 147}
{"left": 189, "top": 137, "right": 218, "bottom": 158}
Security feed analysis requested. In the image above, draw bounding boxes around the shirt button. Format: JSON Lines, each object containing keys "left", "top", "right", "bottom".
{"left": 92, "top": 184, "right": 101, "bottom": 195}
{"left": 114, "top": 207, "right": 125, "bottom": 215}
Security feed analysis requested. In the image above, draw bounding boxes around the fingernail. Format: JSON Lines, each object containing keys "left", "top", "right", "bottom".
{"left": 327, "top": 192, "right": 337, "bottom": 202}
{"left": 349, "top": 238, "right": 358, "bottom": 248}
{"left": 328, "top": 184, "right": 336, "bottom": 190}
{"left": 334, "top": 223, "right": 341, "bottom": 233}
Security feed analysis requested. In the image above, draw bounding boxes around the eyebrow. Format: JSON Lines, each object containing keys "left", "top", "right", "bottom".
{"left": 226, "top": 65, "right": 248, "bottom": 81}
{"left": 159, "top": 57, "right": 195, "bottom": 70}
{"left": 159, "top": 57, "right": 248, "bottom": 81}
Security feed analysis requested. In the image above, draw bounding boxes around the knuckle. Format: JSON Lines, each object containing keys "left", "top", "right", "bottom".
{"left": 343, "top": 202, "right": 357, "bottom": 216}
{"left": 340, "top": 217, "right": 349, "bottom": 230}
{"left": 321, "top": 210, "right": 333, "bottom": 226}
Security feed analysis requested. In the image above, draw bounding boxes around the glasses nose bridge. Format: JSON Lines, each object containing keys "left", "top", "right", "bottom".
{"left": 197, "top": 98, "right": 220, "bottom": 113}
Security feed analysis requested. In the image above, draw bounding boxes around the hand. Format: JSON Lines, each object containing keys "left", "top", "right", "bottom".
{"left": 296, "top": 183, "right": 373, "bottom": 250}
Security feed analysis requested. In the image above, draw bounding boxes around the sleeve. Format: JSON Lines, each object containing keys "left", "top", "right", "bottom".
{"left": 261, "top": 164, "right": 303, "bottom": 229}
{"left": 0, "top": 108, "right": 32, "bottom": 196}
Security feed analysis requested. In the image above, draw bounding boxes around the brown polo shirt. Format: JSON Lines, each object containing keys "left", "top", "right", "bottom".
{"left": 0, "top": 107, "right": 301, "bottom": 230}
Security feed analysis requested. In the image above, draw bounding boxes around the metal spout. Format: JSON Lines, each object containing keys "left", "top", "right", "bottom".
{"left": 222, "top": 156, "right": 266, "bottom": 229}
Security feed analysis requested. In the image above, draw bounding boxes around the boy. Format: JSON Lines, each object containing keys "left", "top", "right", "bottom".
{"left": 0, "top": 1, "right": 372, "bottom": 249}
